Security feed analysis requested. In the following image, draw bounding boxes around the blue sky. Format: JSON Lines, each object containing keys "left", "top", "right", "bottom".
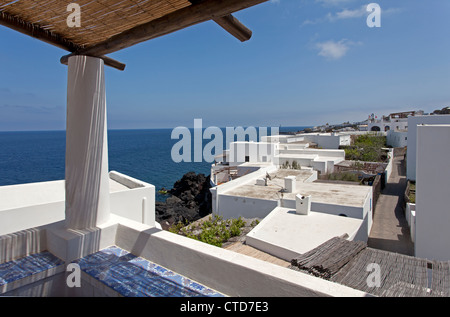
{"left": 0, "top": 0, "right": 449, "bottom": 131}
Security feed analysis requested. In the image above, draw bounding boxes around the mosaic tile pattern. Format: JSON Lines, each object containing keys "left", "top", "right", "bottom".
{"left": 0, "top": 252, "right": 65, "bottom": 286}
{"left": 73, "top": 246, "right": 224, "bottom": 297}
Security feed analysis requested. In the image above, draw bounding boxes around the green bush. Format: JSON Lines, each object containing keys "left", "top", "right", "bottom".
{"left": 169, "top": 215, "right": 253, "bottom": 248}
{"left": 343, "top": 135, "right": 387, "bottom": 162}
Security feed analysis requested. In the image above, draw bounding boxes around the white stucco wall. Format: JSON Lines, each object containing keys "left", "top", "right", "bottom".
{"left": 300, "top": 133, "right": 348, "bottom": 149}
{"left": 216, "top": 194, "right": 279, "bottom": 220}
{"left": 228, "top": 142, "right": 278, "bottom": 166}
{"left": 405, "top": 203, "right": 416, "bottom": 243}
{"left": 276, "top": 148, "right": 345, "bottom": 174}
{"left": 0, "top": 172, "right": 156, "bottom": 236}
{"left": 407, "top": 115, "right": 450, "bottom": 181}
{"left": 386, "top": 130, "right": 408, "bottom": 148}
{"left": 414, "top": 124, "right": 450, "bottom": 261}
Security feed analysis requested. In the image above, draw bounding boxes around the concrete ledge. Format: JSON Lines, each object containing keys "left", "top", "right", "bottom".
{"left": 114, "top": 219, "right": 370, "bottom": 297}
{"left": 0, "top": 174, "right": 156, "bottom": 236}
{"left": 46, "top": 219, "right": 119, "bottom": 263}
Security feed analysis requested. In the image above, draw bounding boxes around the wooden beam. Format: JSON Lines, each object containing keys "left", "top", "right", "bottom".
{"left": 63, "top": 0, "right": 268, "bottom": 58}
{"left": 60, "top": 55, "right": 126, "bottom": 71}
{"left": 213, "top": 14, "right": 252, "bottom": 42}
{"left": 0, "top": 10, "right": 126, "bottom": 71}
{"left": 188, "top": 1, "right": 252, "bottom": 41}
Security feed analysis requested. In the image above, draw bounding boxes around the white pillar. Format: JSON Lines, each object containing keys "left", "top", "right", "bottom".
{"left": 65, "top": 55, "right": 110, "bottom": 230}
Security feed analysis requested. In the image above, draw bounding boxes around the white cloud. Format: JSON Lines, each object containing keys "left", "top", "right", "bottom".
{"left": 334, "top": 5, "right": 367, "bottom": 20}
{"left": 302, "top": 4, "right": 402, "bottom": 26}
{"left": 333, "top": 5, "right": 402, "bottom": 20}
{"left": 315, "top": 0, "right": 356, "bottom": 7}
{"left": 315, "top": 39, "right": 360, "bottom": 60}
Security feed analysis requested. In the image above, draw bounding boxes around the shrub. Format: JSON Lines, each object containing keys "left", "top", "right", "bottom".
{"left": 343, "top": 135, "right": 387, "bottom": 162}
{"left": 169, "top": 215, "right": 252, "bottom": 248}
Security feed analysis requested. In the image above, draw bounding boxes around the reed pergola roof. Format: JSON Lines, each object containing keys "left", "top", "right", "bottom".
{"left": 0, "top": 0, "right": 267, "bottom": 70}
{"left": 290, "top": 237, "right": 450, "bottom": 297}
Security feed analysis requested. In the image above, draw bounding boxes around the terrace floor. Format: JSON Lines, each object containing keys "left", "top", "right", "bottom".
{"left": 224, "top": 242, "right": 290, "bottom": 267}
{"left": 1, "top": 246, "right": 225, "bottom": 297}
{"left": 223, "top": 168, "right": 371, "bottom": 208}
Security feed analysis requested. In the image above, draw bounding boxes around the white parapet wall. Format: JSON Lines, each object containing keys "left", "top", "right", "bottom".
{"left": 383, "top": 148, "right": 394, "bottom": 185}
{"left": 405, "top": 203, "right": 416, "bottom": 243}
{"left": 301, "top": 133, "right": 351, "bottom": 149}
{"left": 0, "top": 180, "right": 66, "bottom": 236}
{"left": 0, "top": 171, "right": 156, "bottom": 236}
{"left": 276, "top": 148, "right": 346, "bottom": 174}
{"left": 115, "top": 219, "right": 370, "bottom": 297}
{"left": 109, "top": 171, "right": 155, "bottom": 227}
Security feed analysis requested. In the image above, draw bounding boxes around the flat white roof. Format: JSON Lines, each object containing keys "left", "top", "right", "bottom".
{"left": 246, "top": 207, "right": 363, "bottom": 259}
{"left": 223, "top": 169, "right": 371, "bottom": 207}
{"left": 278, "top": 153, "right": 318, "bottom": 160}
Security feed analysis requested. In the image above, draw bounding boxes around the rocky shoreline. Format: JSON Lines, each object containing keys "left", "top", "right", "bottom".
{"left": 155, "top": 172, "right": 213, "bottom": 230}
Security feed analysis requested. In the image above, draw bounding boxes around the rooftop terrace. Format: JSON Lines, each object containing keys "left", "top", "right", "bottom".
{"left": 223, "top": 169, "right": 371, "bottom": 208}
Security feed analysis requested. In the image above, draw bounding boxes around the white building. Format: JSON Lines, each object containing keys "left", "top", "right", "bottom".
{"left": 212, "top": 136, "right": 347, "bottom": 184}
{"left": 262, "top": 132, "right": 351, "bottom": 150}
{"left": 210, "top": 167, "right": 373, "bottom": 261}
{"left": 368, "top": 118, "right": 408, "bottom": 132}
{"left": 414, "top": 125, "right": 450, "bottom": 261}
{"left": 406, "top": 114, "right": 450, "bottom": 181}
{"left": 367, "top": 111, "right": 424, "bottom": 132}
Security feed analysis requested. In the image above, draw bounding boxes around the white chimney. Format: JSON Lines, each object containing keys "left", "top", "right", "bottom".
{"left": 296, "top": 194, "right": 311, "bottom": 215}
{"left": 284, "top": 176, "right": 296, "bottom": 193}
{"left": 256, "top": 178, "right": 266, "bottom": 186}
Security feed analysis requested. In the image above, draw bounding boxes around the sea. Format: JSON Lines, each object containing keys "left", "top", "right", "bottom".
{"left": 0, "top": 127, "right": 309, "bottom": 202}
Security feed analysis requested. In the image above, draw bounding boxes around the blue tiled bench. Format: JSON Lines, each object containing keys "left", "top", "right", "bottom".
{"left": 72, "top": 246, "right": 225, "bottom": 297}
{"left": 0, "top": 252, "right": 65, "bottom": 294}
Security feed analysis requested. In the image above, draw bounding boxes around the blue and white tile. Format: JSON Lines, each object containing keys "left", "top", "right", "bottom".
{"left": 72, "top": 246, "right": 224, "bottom": 297}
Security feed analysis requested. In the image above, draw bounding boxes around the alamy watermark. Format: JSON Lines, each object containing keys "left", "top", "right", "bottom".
{"left": 66, "top": 263, "right": 81, "bottom": 288}
{"left": 65, "top": 2, "right": 381, "bottom": 29}
{"left": 67, "top": 3, "right": 81, "bottom": 28}
{"left": 366, "top": 263, "right": 381, "bottom": 288}
{"left": 171, "top": 119, "right": 279, "bottom": 164}
{"left": 367, "top": 3, "right": 381, "bottom": 28}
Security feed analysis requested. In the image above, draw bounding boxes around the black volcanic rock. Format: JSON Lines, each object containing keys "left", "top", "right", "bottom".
{"left": 156, "top": 172, "right": 212, "bottom": 229}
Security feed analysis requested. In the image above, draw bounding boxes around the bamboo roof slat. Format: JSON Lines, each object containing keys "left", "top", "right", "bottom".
{"left": 1, "top": 0, "right": 267, "bottom": 70}
{"left": 290, "top": 236, "right": 450, "bottom": 297}
{"left": 0, "top": 0, "right": 192, "bottom": 47}
{"left": 430, "top": 261, "right": 450, "bottom": 297}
